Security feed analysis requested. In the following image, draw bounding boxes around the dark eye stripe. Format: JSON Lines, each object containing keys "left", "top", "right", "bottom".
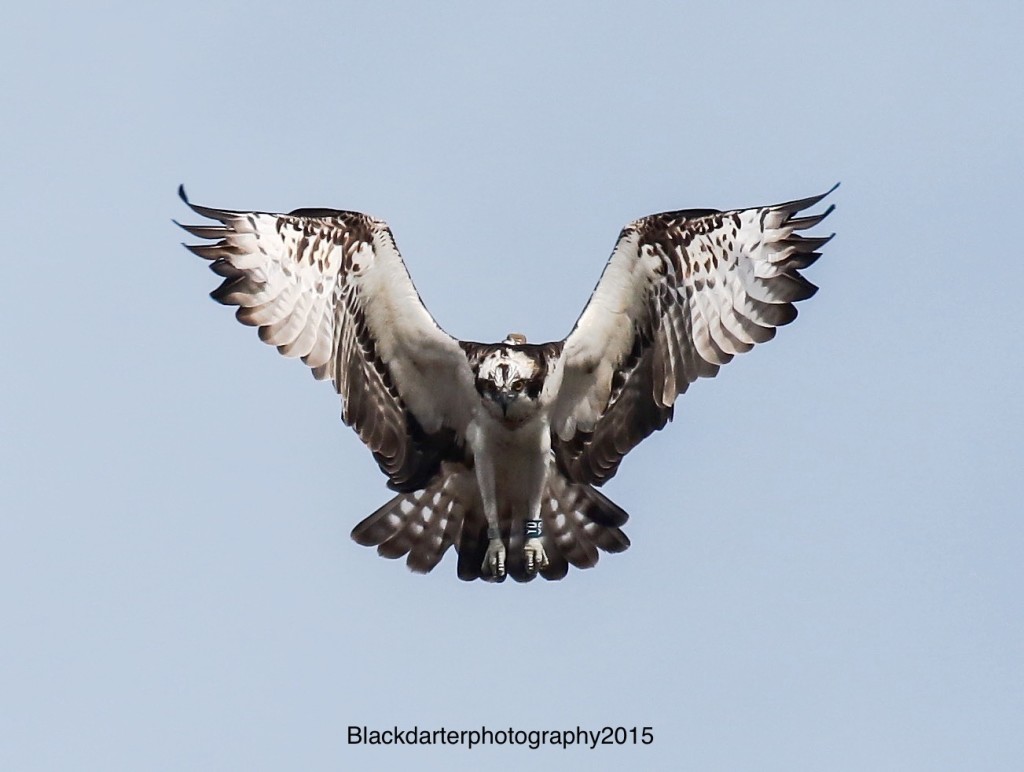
{"left": 525, "top": 374, "right": 544, "bottom": 399}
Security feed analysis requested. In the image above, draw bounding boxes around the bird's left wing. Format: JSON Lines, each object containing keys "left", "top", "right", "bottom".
{"left": 177, "top": 187, "right": 475, "bottom": 491}
{"left": 551, "top": 186, "right": 837, "bottom": 485}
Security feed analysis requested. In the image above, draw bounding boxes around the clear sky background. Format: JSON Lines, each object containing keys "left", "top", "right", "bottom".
{"left": 2, "top": 2, "right": 1021, "bottom": 770}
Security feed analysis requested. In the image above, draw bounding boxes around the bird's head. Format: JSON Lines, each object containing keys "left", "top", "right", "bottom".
{"left": 471, "top": 339, "right": 547, "bottom": 426}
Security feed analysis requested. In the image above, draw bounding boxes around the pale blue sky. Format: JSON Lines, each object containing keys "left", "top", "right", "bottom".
{"left": 2, "top": 2, "right": 1022, "bottom": 770}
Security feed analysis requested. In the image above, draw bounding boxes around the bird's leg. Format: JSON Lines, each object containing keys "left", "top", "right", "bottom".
{"left": 523, "top": 522, "right": 548, "bottom": 574}
{"left": 483, "top": 525, "right": 505, "bottom": 579}
{"left": 475, "top": 448, "right": 505, "bottom": 579}
{"left": 522, "top": 456, "right": 549, "bottom": 575}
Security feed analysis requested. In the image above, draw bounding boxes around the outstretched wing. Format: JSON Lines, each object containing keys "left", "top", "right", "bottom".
{"left": 551, "top": 185, "right": 837, "bottom": 485}
{"left": 177, "top": 187, "right": 475, "bottom": 491}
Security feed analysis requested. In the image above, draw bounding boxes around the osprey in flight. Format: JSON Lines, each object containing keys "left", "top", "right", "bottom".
{"left": 178, "top": 185, "right": 836, "bottom": 582}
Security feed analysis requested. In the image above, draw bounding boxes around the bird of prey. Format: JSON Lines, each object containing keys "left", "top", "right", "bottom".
{"left": 177, "top": 184, "right": 836, "bottom": 582}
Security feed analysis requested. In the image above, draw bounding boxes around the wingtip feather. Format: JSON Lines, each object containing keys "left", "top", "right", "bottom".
{"left": 780, "top": 183, "right": 840, "bottom": 215}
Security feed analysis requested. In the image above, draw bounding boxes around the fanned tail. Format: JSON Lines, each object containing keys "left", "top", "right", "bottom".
{"left": 350, "top": 463, "right": 474, "bottom": 574}
{"left": 350, "top": 462, "right": 630, "bottom": 582}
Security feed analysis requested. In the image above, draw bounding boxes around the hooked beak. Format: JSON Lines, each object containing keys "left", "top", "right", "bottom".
{"left": 495, "top": 392, "right": 512, "bottom": 415}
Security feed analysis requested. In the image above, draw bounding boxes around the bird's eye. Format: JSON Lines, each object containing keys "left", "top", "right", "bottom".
{"left": 511, "top": 379, "right": 525, "bottom": 392}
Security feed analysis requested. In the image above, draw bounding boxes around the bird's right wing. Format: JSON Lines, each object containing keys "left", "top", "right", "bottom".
{"left": 177, "top": 188, "right": 475, "bottom": 491}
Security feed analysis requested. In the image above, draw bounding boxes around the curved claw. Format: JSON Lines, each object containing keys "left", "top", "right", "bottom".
{"left": 524, "top": 538, "right": 549, "bottom": 574}
{"left": 483, "top": 539, "right": 506, "bottom": 579}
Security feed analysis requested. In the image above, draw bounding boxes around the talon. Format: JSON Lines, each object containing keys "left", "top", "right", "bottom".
{"left": 483, "top": 538, "right": 506, "bottom": 578}
{"left": 524, "top": 538, "right": 547, "bottom": 575}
